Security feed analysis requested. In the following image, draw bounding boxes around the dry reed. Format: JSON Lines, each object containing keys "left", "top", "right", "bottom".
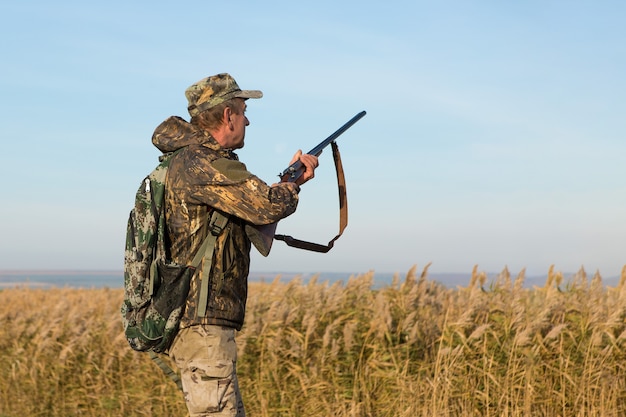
{"left": 1, "top": 265, "right": 626, "bottom": 416}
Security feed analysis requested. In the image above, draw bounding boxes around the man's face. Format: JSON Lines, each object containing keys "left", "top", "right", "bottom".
{"left": 229, "top": 99, "right": 249, "bottom": 149}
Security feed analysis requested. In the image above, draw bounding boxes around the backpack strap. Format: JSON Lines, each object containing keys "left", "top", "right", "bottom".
{"left": 152, "top": 210, "right": 230, "bottom": 392}
{"left": 274, "top": 141, "right": 348, "bottom": 253}
{"left": 149, "top": 152, "right": 230, "bottom": 391}
{"left": 192, "top": 210, "right": 230, "bottom": 318}
{"left": 149, "top": 351, "right": 183, "bottom": 391}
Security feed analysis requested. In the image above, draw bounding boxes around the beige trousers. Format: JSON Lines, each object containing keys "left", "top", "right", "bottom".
{"left": 169, "top": 325, "right": 245, "bottom": 417}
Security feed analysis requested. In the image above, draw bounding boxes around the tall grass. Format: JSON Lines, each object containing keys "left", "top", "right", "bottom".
{"left": 1, "top": 265, "right": 625, "bottom": 416}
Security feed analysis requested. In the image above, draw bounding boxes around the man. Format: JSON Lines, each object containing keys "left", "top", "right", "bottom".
{"left": 151, "top": 73, "right": 318, "bottom": 416}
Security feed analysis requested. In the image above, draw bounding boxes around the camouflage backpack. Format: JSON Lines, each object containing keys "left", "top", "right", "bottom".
{"left": 121, "top": 150, "right": 228, "bottom": 354}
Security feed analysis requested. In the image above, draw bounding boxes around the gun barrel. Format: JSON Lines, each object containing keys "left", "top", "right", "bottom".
{"left": 307, "top": 110, "right": 366, "bottom": 156}
{"left": 280, "top": 111, "right": 366, "bottom": 182}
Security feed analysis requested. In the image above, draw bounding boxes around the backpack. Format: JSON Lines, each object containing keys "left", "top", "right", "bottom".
{"left": 121, "top": 150, "right": 228, "bottom": 355}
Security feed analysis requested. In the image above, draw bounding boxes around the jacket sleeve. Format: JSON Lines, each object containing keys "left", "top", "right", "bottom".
{"left": 184, "top": 156, "right": 300, "bottom": 225}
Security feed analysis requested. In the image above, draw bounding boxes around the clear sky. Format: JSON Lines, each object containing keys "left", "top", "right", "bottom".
{"left": 1, "top": 1, "right": 625, "bottom": 278}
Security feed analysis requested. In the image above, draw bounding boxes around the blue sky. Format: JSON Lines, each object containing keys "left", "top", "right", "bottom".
{"left": 1, "top": 1, "right": 625, "bottom": 278}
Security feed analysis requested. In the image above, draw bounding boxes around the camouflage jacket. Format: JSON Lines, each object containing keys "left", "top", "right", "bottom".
{"left": 152, "top": 116, "right": 300, "bottom": 330}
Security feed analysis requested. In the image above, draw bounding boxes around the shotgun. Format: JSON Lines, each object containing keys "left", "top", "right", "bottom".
{"left": 247, "top": 110, "right": 367, "bottom": 256}
{"left": 279, "top": 110, "right": 366, "bottom": 183}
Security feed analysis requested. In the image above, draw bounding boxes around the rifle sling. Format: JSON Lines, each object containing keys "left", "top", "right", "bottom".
{"left": 274, "top": 141, "right": 347, "bottom": 253}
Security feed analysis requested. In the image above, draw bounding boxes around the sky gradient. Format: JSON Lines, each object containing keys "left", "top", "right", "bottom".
{"left": 1, "top": 1, "right": 625, "bottom": 278}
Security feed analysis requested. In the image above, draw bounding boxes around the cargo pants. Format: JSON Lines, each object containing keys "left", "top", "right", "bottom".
{"left": 169, "top": 325, "right": 245, "bottom": 417}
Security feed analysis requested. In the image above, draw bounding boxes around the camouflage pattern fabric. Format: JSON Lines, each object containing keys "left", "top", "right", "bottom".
{"left": 169, "top": 325, "right": 245, "bottom": 417}
{"left": 152, "top": 116, "right": 300, "bottom": 330}
{"left": 122, "top": 151, "right": 193, "bottom": 353}
{"left": 185, "top": 73, "right": 262, "bottom": 117}
{"left": 123, "top": 155, "right": 171, "bottom": 309}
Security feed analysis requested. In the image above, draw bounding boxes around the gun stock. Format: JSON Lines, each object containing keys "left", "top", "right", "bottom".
{"left": 247, "top": 223, "right": 278, "bottom": 257}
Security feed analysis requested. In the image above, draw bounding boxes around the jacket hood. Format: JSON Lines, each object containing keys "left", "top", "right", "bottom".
{"left": 151, "top": 116, "right": 221, "bottom": 153}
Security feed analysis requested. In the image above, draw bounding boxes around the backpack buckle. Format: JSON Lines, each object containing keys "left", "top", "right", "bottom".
{"left": 208, "top": 211, "right": 229, "bottom": 236}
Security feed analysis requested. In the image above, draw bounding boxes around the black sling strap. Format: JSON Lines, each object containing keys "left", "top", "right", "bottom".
{"left": 274, "top": 141, "right": 348, "bottom": 253}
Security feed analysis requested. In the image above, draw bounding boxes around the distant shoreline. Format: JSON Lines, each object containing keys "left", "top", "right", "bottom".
{"left": 0, "top": 269, "right": 621, "bottom": 290}
{"left": 0, "top": 269, "right": 449, "bottom": 289}
{"left": 0, "top": 270, "right": 121, "bottom": 276}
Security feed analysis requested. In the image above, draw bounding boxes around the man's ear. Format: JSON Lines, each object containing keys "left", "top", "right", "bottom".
{"left": 223, "top": 106, "right": 233, "bottom": 128}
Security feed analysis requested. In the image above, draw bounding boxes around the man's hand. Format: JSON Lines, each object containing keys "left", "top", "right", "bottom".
{"left": 289, "top": 150, "right": 319, "bottom": 186}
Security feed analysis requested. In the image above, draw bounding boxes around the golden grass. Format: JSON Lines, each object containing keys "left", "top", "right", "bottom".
{"left": 1, "top": 265, "right": 626, "bottom": 416}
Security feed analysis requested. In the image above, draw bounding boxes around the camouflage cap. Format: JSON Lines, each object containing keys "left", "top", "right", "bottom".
{"left": 185, "top": 73, "right": 263, "bottom": 117}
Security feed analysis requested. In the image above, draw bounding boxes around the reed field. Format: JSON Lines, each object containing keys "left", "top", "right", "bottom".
{"left": 1, "top": 264, "right": 626, "bottom": 416}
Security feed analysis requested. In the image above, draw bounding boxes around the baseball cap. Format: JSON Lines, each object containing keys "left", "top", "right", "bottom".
{"left": 185, "top": 73, "right": 263, "bottom": 117}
